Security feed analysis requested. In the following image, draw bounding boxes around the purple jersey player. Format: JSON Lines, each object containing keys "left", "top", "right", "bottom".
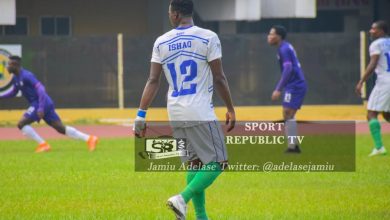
{"left": 267, "top": 25, "right": 307, "bottom": 153}
{"left": 0, "top": 56, "right": 98, "bottom": 152}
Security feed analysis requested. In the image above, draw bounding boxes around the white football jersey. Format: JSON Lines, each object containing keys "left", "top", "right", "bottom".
{"left": 151, "top": 26, "right": 222, "bottom": 121}
{"left": 369, "top": 37, "right": 390, "bottom": 82}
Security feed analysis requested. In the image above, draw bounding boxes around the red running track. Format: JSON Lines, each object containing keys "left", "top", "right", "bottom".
{"left": 0, "top": 125, "right": 132, "bottom": 140}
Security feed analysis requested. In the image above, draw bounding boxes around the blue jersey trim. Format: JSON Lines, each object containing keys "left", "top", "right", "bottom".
{"left": 162, "top": 50, "right": 206, "bottom": 63}
{"left": 165, "top": 37, "right": 197, "bottom": 46}
{"left": 158, "top": 35, "right": 209, "bottom": 48}
{"left": 208, "top": 122, "right": 219, "bottom": 161}
{"left": 214, "top": 120, "right": 226, "bottom": 161}
{"left": 208, "top": 85, "right": 213, "bottom": 93}
{"left": 163, "top": 53, "right": 207, "bottom": 64}
{"left": 164, "top": 54, "right": 207, "bottom": 64}
{"left": 175, "top": 25, "right": 193, "bottom": 30}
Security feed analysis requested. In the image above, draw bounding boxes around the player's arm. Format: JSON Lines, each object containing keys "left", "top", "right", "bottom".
{"left": 272, "top": 48, "right": 293, "bottom": 101}
{"left": 209, "top": 58, "right": 235, "bottom": 132}
{"left": 139, "top": 63, "right": 163, "bottom": 110}
{"left": 355, "top": 54, "right": 380, "bottom": 96}
{"left": 0, "top": 83, "right": 19, "bottom": 99}
{"left": 133, "top": 62, "right": 163, "bottom": 137}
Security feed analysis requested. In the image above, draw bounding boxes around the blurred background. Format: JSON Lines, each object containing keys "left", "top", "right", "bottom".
{"left": 0, "top": 0, "right": 389, "bottom": 110}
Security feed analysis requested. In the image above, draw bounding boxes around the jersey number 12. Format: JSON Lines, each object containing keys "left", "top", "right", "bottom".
{"left": 385, "top": 52, "right": 390, "bottom": 72}
{"left": 167, "top": 60, "right": 197, "bottom": 97}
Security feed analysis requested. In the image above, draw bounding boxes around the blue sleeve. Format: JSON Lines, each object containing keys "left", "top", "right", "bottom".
{"left": 275, "top": 48, "right": 293, "bottom": 91}
{"left": 25, "top": 72, "right": 39, "bottom": 86}
{"left": 0, "top": 77, "right": 19, "bottom": 99}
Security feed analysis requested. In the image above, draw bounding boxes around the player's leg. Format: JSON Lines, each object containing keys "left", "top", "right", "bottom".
{"left": 18, "top": 116, "right": 46, "bottom": 146}
{"left": 282, "top": 89, "right": 305, "bottom": 153}
{"left": 367, "top": 110, "right": 386, "bottom": 156}
{"left": 283, "top": 107, "right": 300, "bottom": 152}
{"left": 168, "top": 122, "right": 226, "bottom": 219}
{"left": 47, "top": 120, "right": 66, "bottom": 134}
{"left": 18, "top": 106, "right": 51, "bottom": 152}
{"left": 382, "top": 112, "right": 390, "bottom": 122}
{"left": 18, "top": 116, "right": 41, "bottom": 143}
{"left": 184, "top": 161, "right": 227, "bottom": 220}
{"left": 185, "top": 159, "right": 207, "bottom": 220}
{"left": 182, "top": 163, "right": 223, "bottom": 200}
{"left": 179, "top": 122, "right": 226, "bottom": 219}
{"left": 168, "top": 161, "right": 222, "bottom": 220}
{"left": 181, "top": 161, "right": 224, "bottom": 220}
{"left": 167, "top": 127, "right": 190, "bottom": 219}
{"left": 283, "top": 106, "right": 297, "bottom": 119}
{"left": 366, "top": 84, "right": 387, "bottom": 156}
{"left": 45, "top": 108, "right": 98, "bottom": 151}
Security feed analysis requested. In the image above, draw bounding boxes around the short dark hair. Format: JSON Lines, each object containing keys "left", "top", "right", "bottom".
{"left": 272, "top": 25, "right": 287, "bottom": 40}
{"left": 170, "top": 0, "right": 193, "bottom": 17}
{"left": 9, "top": 55, "right": 22, "bottom": 64}
{"left": 374, "top": 20, "right": 388, "bottom": 34}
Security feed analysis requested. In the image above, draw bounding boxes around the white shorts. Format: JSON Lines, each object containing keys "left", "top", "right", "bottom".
{"left": 367, "top": 82, "right": 390, "bottom": 112}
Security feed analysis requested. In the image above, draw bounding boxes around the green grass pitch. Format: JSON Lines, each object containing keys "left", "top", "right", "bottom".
{"left": 0, "top": 135, "right": 389, "bottom": 219}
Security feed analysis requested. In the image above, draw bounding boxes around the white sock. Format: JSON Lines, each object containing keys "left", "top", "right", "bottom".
{"left": 65, "top": 126, "right": 90, "bottom": 142}
{"left": 285, "top": 119, "right": 298, "bottom": 149}
{"left": 21, "top": 125, "right": 45, "bottom": 144}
